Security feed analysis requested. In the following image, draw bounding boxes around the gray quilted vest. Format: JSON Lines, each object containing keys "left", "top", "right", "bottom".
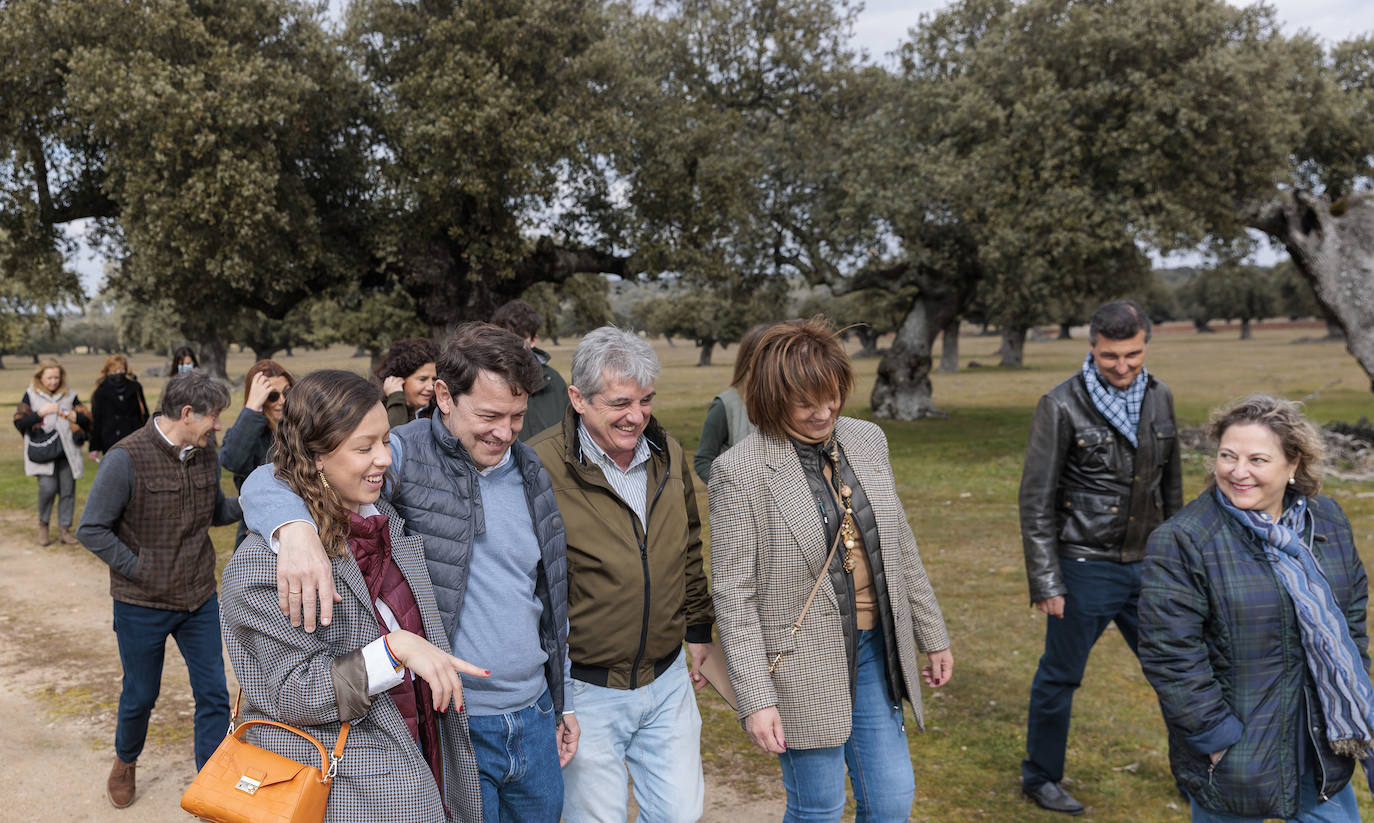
{"left": 390, "top": 413, "right": 570, "bottom": 713}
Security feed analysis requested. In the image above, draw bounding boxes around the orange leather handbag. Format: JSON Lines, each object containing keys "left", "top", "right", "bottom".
{"left": 181, "top": 691, "right": 349, "bottom": 823}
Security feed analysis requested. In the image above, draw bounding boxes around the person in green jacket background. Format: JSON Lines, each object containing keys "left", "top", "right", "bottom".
{"left": 491, "top": 299, "right": 569, "bottom": 442}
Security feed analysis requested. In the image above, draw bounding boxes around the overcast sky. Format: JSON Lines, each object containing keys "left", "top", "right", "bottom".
{"left": 71, "top": 0, "right": 1373, "bottom": 291}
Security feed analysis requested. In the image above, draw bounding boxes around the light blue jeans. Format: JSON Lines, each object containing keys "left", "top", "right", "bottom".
{"left": 562, "top": 651, "right": 704, "bottom": 823}
{"left": 1189, "top": 773, "right": 1360, "bottom": 823}
{"left": 777, "top": 628, "right": 916, "bottom": 822}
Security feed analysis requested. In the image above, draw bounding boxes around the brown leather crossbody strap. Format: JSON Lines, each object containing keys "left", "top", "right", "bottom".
{"left": 769, "top": 523, "right": 846, "bottom": 675}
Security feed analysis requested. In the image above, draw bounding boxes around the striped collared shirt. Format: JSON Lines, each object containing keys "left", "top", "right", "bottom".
{"left": 576, "top": 418, "right": 654, "bottom": 529}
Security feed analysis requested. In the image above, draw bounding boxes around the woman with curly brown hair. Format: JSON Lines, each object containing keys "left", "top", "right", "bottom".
{"left": 375, "top": 338, "right": 439, "bottom": 428}
{"left": 1141, "top": 395, "right": 1373, "bottom": 822}
{"left": 221, "top": 369, "right": 485, "bottom": 821}
{"left": 14, "top": 358, "right": 90, "bottom": 545}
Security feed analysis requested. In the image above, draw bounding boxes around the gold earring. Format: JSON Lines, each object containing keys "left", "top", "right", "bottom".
{"left": 318, "top": 470, "right": 331, "bottom": 490}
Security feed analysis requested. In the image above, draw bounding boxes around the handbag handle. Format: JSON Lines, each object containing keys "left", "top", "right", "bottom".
{"left": 769, "top": 518, "right": 847, "bottom": 675}
{"left": 229, "top": 690, "right": 351, "bottom": 782}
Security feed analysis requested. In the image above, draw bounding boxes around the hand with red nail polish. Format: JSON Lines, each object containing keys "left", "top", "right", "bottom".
{"left": 384, "top": 630, "right": 489, "bottom": 713}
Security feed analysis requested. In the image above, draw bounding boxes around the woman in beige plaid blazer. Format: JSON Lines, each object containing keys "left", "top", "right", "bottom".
{"left": 221, "top": 371, "right": 483, "bottom": 822}
{"left": 708, "top": 318, "right": 952, "bottom": 822}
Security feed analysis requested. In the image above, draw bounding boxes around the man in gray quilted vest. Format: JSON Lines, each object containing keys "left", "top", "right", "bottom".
{"left": 242, "top": 323, "right": 575, "bottom": 822}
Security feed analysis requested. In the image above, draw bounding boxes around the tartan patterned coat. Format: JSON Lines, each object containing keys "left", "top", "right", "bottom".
{"left": 220, "top": 499, "right": 482, "bottom": 822}
{"left": 708, "top": 417, "right": 950, "bottom": 749}
{"left": 1139, "top": 490, "right": 1367, "bottom": 819}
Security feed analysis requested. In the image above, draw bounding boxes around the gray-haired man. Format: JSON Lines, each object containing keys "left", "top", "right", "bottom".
{"left": 529, "top": 326, "right": 715, "bottom": 823}
{"left": 77, "top": 370, "right": 240, "bottom": 809}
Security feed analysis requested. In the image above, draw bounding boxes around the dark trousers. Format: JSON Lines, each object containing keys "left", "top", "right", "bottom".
{"left": 1022, "top": 558, "right": 1141, "bottom": 792}
{"left": 112, "top": 594, "right": 230, "bottom": 770}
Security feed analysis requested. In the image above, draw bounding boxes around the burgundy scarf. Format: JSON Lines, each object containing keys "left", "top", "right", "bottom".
{"left": 347, "top": 512, "right": 442, "bottom": 790}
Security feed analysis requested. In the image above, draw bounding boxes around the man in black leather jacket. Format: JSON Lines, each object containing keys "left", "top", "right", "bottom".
{"left": 1017, "top": 301, "right": 1183, "bottom": 815}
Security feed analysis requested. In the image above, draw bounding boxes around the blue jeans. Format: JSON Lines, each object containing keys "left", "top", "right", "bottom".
{"left": 112, "top": 595, "right": 230, "bottom": 770}
{"left": 1022, "top": 558, "right": 1141, "bottom": 792}
{"left": 1189, "top": 773, "right": 1360, "bottom": 822}
{"left": 777, "top": 628, "right": 915, "bottom": 822}
{"left": 466, "top": 688, "right": 563, "bottom": 823}
{"left": 562, "top": 651, "right": 704, "bottom": 823}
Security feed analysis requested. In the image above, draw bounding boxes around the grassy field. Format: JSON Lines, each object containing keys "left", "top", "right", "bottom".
{"left": 4, "top": 323, "right": 1373, "bottom": 821}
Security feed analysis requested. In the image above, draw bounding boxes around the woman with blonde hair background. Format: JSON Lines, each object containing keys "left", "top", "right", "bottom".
{"left": 1141, "top": 395, "right": 1373, "bottom": 822}
{"left": 221, "top": 369, "right": 484, "bottom": 821}
{"left": 709, "top": 317, "right": 953, "bottom": 822}
{"left": 14, "top": 358, "right": 90, "bottom": 545}
{"left": 89, "top": 354, "right": 149, "bottom": 462}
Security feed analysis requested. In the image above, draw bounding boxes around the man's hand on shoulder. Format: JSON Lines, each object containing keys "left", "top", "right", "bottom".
{"left": 1034, "top": 595, "right": 1066, "bottom": 619}
{"left": 276, "top": 522, "right": 339, "bottom": 631}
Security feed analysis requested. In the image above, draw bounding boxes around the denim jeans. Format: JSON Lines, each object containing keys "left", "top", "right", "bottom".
{"left": 776, "top": 628, "right": 915, "bottom": 823}
{"left": 1189, "top": 773, "right": 1360, "bottom": 823}
{"left": 1022, "top": 558, "right": 1141, "bottom": 792}
{"left": 466, "top": 688, "right": 564, "bottom": 823}
{"left": 112, "top": 594, "right": 230, "bottom": 770}
{"left": 562, "top": 651, "right": 704, "bottom": 823}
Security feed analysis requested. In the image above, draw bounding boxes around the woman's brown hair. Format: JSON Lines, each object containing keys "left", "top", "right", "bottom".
{"left": 243, "top": 360, "right": 296, "bottom": 428}
{"left": 1205, "top": 394, "right": 1326, "bottom": 498}
{"left": 272, "top": 370, "right": 386, "bottom": 558}
{"left": 97, "top": 354, "right": 130, "bottom": 385}
{"left": 744, "top": 316, "right": 854, "bottom": 439}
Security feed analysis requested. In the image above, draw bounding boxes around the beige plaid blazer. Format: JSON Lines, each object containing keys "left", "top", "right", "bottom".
{"left": 708, "top": 417, "right": 949, "bottom": 749}
{"left": 220, "top": 500, "right": 482, "bottom": 822}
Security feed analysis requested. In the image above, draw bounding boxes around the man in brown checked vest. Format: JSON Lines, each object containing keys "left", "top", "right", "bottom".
{"left": 77, "top": 369, "right": 241, "bottom": 809}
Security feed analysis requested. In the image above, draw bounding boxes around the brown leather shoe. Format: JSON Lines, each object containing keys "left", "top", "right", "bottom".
{"left": 57, "top": 526, "right": 78, "bottom": 545}
{"left": 107, "top": 757, "right": 136, "bottom": 808}
{"left": 38, "top": 523, "right": 51, "bottom": 547}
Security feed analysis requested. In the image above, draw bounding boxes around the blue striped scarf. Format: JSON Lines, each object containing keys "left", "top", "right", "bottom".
{"left": 1217, "top": 489, "right": 1374, "bottom": 764}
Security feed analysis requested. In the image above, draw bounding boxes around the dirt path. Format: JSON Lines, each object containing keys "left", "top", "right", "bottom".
{"left": 0, "top": 510, "right": 783, "bottom": 822}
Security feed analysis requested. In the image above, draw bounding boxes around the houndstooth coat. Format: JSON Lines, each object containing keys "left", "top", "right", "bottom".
{"left": 708, "top": 417, "right": 950, "bottom": 750}
{"left": 220, "top": 499, "right": 482, "bottom": 822}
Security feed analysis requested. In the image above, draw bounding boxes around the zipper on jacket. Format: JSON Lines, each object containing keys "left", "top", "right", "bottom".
{"left": 1303, "top": 687, "right": 1331, "bottom": 800}
{"left": 627, "top": 447, "right": 672, "bottom": 690}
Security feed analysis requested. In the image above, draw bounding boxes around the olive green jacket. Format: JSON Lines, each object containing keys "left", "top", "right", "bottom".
{"left": 530, "top": 406, "right": 714, "bottom": 689}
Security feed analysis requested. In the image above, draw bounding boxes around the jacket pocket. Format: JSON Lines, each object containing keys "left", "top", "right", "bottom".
{"left": 1069, "top": 426, "right": 1116, "bottom": 474}
{"left": 1057, "top": 489, "right": 1126, "bottom": 549}
{"left": 1153, "top": 421, "right": 1176, "bottom": 466}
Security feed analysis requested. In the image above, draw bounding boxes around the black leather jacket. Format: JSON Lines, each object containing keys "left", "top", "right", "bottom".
{"left": 1019, "top": 371, "right": 1183, "bottom": 603}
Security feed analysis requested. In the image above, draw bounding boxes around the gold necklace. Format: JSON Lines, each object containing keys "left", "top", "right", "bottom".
{"left": 829, "top": 440, "right": 859, "bottom": 574}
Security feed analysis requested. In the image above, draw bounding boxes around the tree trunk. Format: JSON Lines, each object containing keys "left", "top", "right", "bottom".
{"left": 856, "top": 327, "right": 880, "bottom": 358}
{"left": 999, "top": 325, "right": 1027, "bottom": 367}
{"left": 938, "top": 317, "right": 960, "bottom": 373}
{"left": 1193, "top": 318, "right": 1215, "bottom": 333}
{"left": 1249, "top": 190, "right": 1374, "bottom": 391}
{"left": 251, "top": 345, "right": 281, "bottom": 363}
{"left": 1239, "top": 318, "right": 1252, "bottom": 340}
{"left": 697, "top": 338, "right": 715, "bottom": 367}
{"left": 1058, "top": 321, "right": 1072, "bottom": 340}
{"left": 284, "top": 345, "right": 294, "bottom": 357}
{"left": 195, "top": 333, "right": 230, "bottom": 381}
{"left": 871, "top": 297, "right": 949, "bottom": 420}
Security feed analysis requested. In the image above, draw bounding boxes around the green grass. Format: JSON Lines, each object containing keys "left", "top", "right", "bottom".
{"left": 5, "top": 324, "right": 1374, "bottom": 821}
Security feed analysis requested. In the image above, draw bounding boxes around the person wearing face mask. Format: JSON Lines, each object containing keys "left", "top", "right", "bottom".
{"left": 168, "top": 346, "right": 198, "bottom": 376}
{"left": 221, "top": 370, "right": 485, "bottom": 822}
{"left": 708, "top": 316, "right": 953, "bottom": 822}
{"left": 375, "top": 338, "right": 439, "bottom": 429}
{"left": 89, "top": 354, "right": 150, "bottom": 463}
{"left": 15, "top": 358, "right": 91, "bottom": 546}
{"left": 1140, "top": 396, "right": 1371, "bottom": 822}
{"left": 220, "top": 360, "right": 296, "bottom": 547}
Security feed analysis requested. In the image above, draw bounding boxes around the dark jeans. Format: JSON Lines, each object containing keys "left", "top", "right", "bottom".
{"left": 466, "top": 688, "right": 563, "bottom": 823}
{"left": 37, "top": 458, "right": 75, "bottom": 527}
{"left": 112, "top": 594, "right": 230, "bottom": 770}
{"left": 1022, "top": 558, "right": 1141, "bottom": 792}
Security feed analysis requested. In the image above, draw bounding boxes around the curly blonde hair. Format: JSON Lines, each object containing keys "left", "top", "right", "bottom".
{"left": 1205, "top": 394, "right": 1326, "bottom": 498}
{"left": 272, "top": 370, "right": 387, "bottom": 558}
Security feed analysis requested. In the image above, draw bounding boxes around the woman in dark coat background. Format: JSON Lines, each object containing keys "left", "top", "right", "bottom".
{"left": 220, "top": 359, "right": 294, "bottom": 546}
{"left": 88, "top": 354, "right": 148, "bottom": 462}
{"left": 1140, "top": 395, "right": 1373, "bottom": 822}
